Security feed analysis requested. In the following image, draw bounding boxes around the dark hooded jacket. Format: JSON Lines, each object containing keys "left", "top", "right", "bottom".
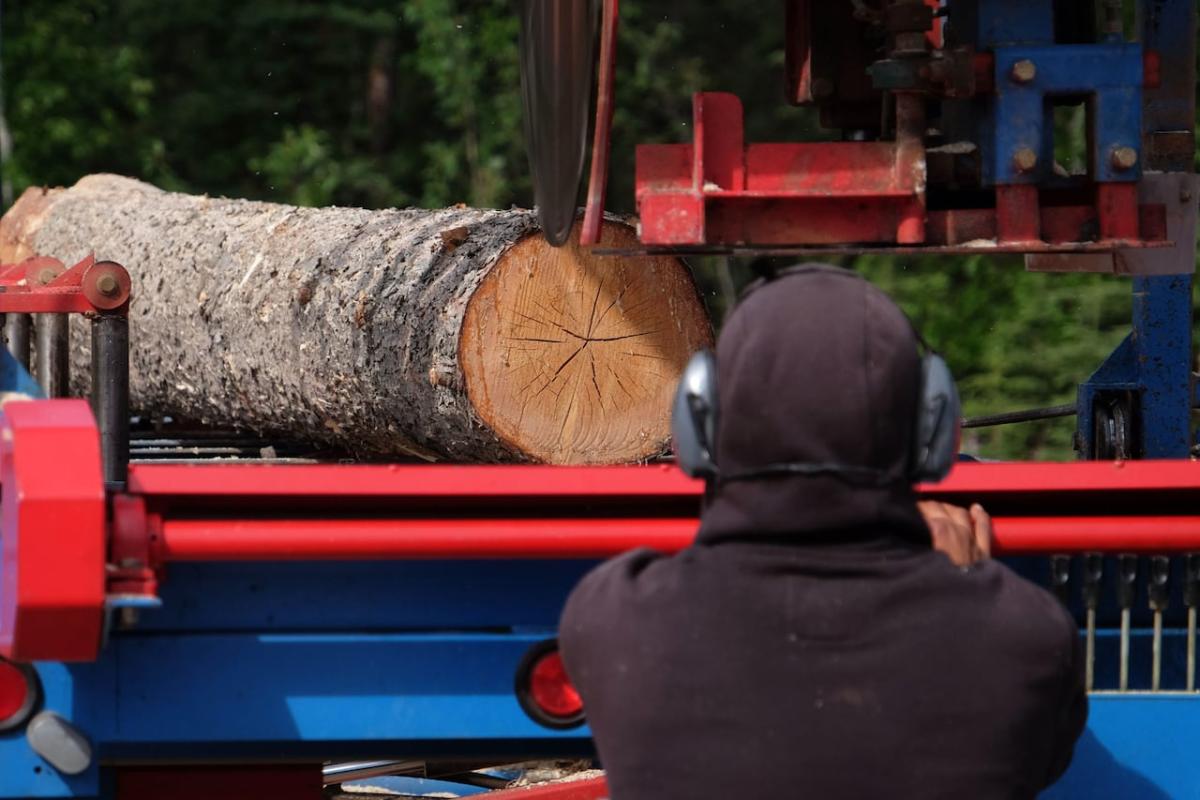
{"left": 559, "top": 266, "right": 1086, "bottom": 799}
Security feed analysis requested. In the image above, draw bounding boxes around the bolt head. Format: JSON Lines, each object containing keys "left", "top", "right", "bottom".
{"left": 1111, "top": 146, "right": 1139, "bottom": 171}
{"left": 96, "top": 273, "right": 119, "bottom": 297}
{"left": 1010, "top": 59, "right": 1037, "bottom": 84}
{"left": 36, "top": 268, "right": 57, "bottom": 285}
{"left": 1012, "top": 147, "right": 1038, "bottom": 173}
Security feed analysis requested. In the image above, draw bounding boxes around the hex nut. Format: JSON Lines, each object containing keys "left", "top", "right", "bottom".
{"left": 1010, "top": 59, "right": 1037, "bottom": 84}
{"left": 1111, "top": 146, "right": 1139, "bottom": 171}
{"left": 1012, "top": 148, "right": 1038, "bottom": 173}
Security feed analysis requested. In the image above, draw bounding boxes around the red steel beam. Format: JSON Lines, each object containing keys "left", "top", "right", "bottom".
{"left": 998, "top": 517, "right": 1200, "bottom": 554}
{"left": 157, "top": 517, "right": 697, "bottom": 561}
{"left": 152, "top": 514, "right": 1200, "bottom": 561}
{"left": 126, "top": 459, "right": 1200, "bottom": 500}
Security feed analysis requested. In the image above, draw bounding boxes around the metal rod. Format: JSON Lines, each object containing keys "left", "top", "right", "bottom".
{"left": 990, "top": 518, "right": 1200, "bottom": 554}
{"left": 1086, "top": 608, "right": 1096, "bottom": 692}
{"left": 1149, "top": 555, "right": 1170, "bottom": 692}
{"left": 1120, "top": 608, "right": 1131, "bottom": 691}
{"left": 1189, "top": 606, "right": 1196, "bottom": 692}
{"left": 1187, "top": 555, "right": 1200, "bottom": 691}
{"left": 1083, "top": 553, "right": 1102, "bottom": 692}
{"left": 90, "top": 315, "right": 129, "bottom": 485}
{"left": 5, "top": 312, "right": 30, "bottom": 369}
{"left": 963, "top": 404, "right": 1076, "bottom": 429}
{"left": 158, "top": 517, "right": 699, "bottom": 561}
{"left": 322, "top": 760, "right": 425, "bottom": 785}
{"left": 1118, "top": 555, "right": 1138, "bottom": 692}
{"left": 107, "top": 508, "right": 1200, "bottom": 563}
{"left": 1153, "top": 611, "right": 1163, "bottom": 691}
{"left": 34, "top": 313, "right": 68, "bottom": 397}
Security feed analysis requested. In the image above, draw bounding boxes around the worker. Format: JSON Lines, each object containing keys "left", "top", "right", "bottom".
{"left": 559, "top": 265, "right": 1087, "bottom": 799}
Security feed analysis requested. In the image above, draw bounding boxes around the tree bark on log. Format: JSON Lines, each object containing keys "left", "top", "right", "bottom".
{"left": 0, "top": 175, "right": 712, "bottom": 464}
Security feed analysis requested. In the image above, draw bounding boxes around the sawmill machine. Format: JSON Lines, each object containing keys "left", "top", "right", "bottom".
{"left": 0, "top": 0, "right": 1192, "bottom": 798}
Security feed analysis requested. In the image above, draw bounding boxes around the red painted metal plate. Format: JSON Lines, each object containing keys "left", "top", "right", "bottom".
{"left": 0, "top": 401, "right": 105, "bottom": 662}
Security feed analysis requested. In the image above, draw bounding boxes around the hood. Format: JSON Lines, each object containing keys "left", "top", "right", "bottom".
{"left": 697, "top": 265, "right": 930, "bottom": 545}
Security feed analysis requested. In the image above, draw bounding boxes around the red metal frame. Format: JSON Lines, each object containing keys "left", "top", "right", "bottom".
{"left": 0, "top": 255, "right": 131, "bottom": 314}
{"left": 631, "top": 93, "right": 1167, "bottom": 252}
{"left": 636, "top": 93, "right": 925, "bottom": 246}
{"left": 7, "top": 402, "right": 1200, "bottom": 661}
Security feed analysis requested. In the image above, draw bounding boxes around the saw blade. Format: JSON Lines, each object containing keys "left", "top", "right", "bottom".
{"left": 518, "top": 0, "right": 600, "bottom": 246}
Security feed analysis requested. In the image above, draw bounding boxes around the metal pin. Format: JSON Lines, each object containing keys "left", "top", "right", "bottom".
{"left": 1186, "top": 555, "right": 1200, "bottom": 692}
{"left": 1050, "top": 555, "right": 1071, "bottom": 605}
{"left": 1117, "top": 555, "right": 1138, "bottom": 691}
{"left": 1149, "top": 556, "right": 1170, "bottom": 691}
{"left": 1083, "top": 554, "right": 1103, "bottom": 691}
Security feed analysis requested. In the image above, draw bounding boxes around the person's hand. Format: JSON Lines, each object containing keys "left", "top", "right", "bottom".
{"left": 918, "top": 501, "right": 993, "bottom": 567}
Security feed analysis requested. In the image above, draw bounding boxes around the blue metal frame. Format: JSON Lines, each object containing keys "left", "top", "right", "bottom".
{"left": 1077, "top": 275, "right": 1194, "bottom": 459}
{"left": 992, "top": 44, "right": 1143, "bottom": 186}
{"left": 1, "top": 560, "right": 1199, "bottom": 799}
{"left": 0, "top": 561, "right": 597, "bottom": 799}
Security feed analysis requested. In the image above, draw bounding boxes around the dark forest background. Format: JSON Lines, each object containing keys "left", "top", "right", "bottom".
{"left": 3, "top": 0, "right": 1196, "bottom": 458}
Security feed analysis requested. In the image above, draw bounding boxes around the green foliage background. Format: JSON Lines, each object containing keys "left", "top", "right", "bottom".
{"left": 2, "top": 1, "right": 1195, "bottom": 459}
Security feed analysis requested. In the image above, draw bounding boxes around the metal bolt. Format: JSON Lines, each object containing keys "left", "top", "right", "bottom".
{"left": 96, "top": 273, "right": 119, "bottom": 297}
{"left": 1012, "top": 148, "right": 1038, "bottom": 173}
{"left": 1181, "top": 189, "right": 1194, "bottom": 204}
{"left": 1010, "top": 59, "right": 1037, "bottom": 84}
{"left": 1111, "top": 146, "right": 1139, "bottom": 171}
{"left": 36, "top": 268, "right": 57, "bottom": 286}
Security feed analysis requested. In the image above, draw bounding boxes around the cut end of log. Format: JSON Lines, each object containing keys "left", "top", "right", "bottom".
{"left": 460, "top": 222, "right": 712, "bottom": 465}
{"left": 0, "top": 186, "right": 63, "bottom": 263}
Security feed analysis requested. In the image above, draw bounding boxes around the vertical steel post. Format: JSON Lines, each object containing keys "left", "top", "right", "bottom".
{"left": 1132, "top": 274, "right": 1192, "bottom": 457}
{"left": 1134, "top": 0, "right": 1196, "bottom": 457}
{"left": 90, "top": 314, "right": 128, "bottom": 486}
{"left": 5, "top": 313, "right": 30, "bottom": 369}
{"left": 34, "top": 314, "right": 69, "bottom": 397}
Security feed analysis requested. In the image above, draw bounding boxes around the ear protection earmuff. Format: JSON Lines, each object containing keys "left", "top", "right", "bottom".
{"left": 671, "top": 349, "right": 719, "bottom": 479}
{"left": 671, "top": 276, "right": 961, "bottom": 485}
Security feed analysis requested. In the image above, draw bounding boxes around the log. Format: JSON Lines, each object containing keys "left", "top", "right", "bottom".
{"left": 0, "top": 175, "right": 712, "bottom": 464}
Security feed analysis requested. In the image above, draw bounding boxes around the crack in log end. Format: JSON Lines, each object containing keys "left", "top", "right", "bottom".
{"left": 458, "top": 221, "right": 713, "bottom": 464}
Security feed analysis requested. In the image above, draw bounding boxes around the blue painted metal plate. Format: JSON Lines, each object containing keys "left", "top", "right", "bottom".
{"left": 1046, "top": 695, "right": 1200, "bottom": 799}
